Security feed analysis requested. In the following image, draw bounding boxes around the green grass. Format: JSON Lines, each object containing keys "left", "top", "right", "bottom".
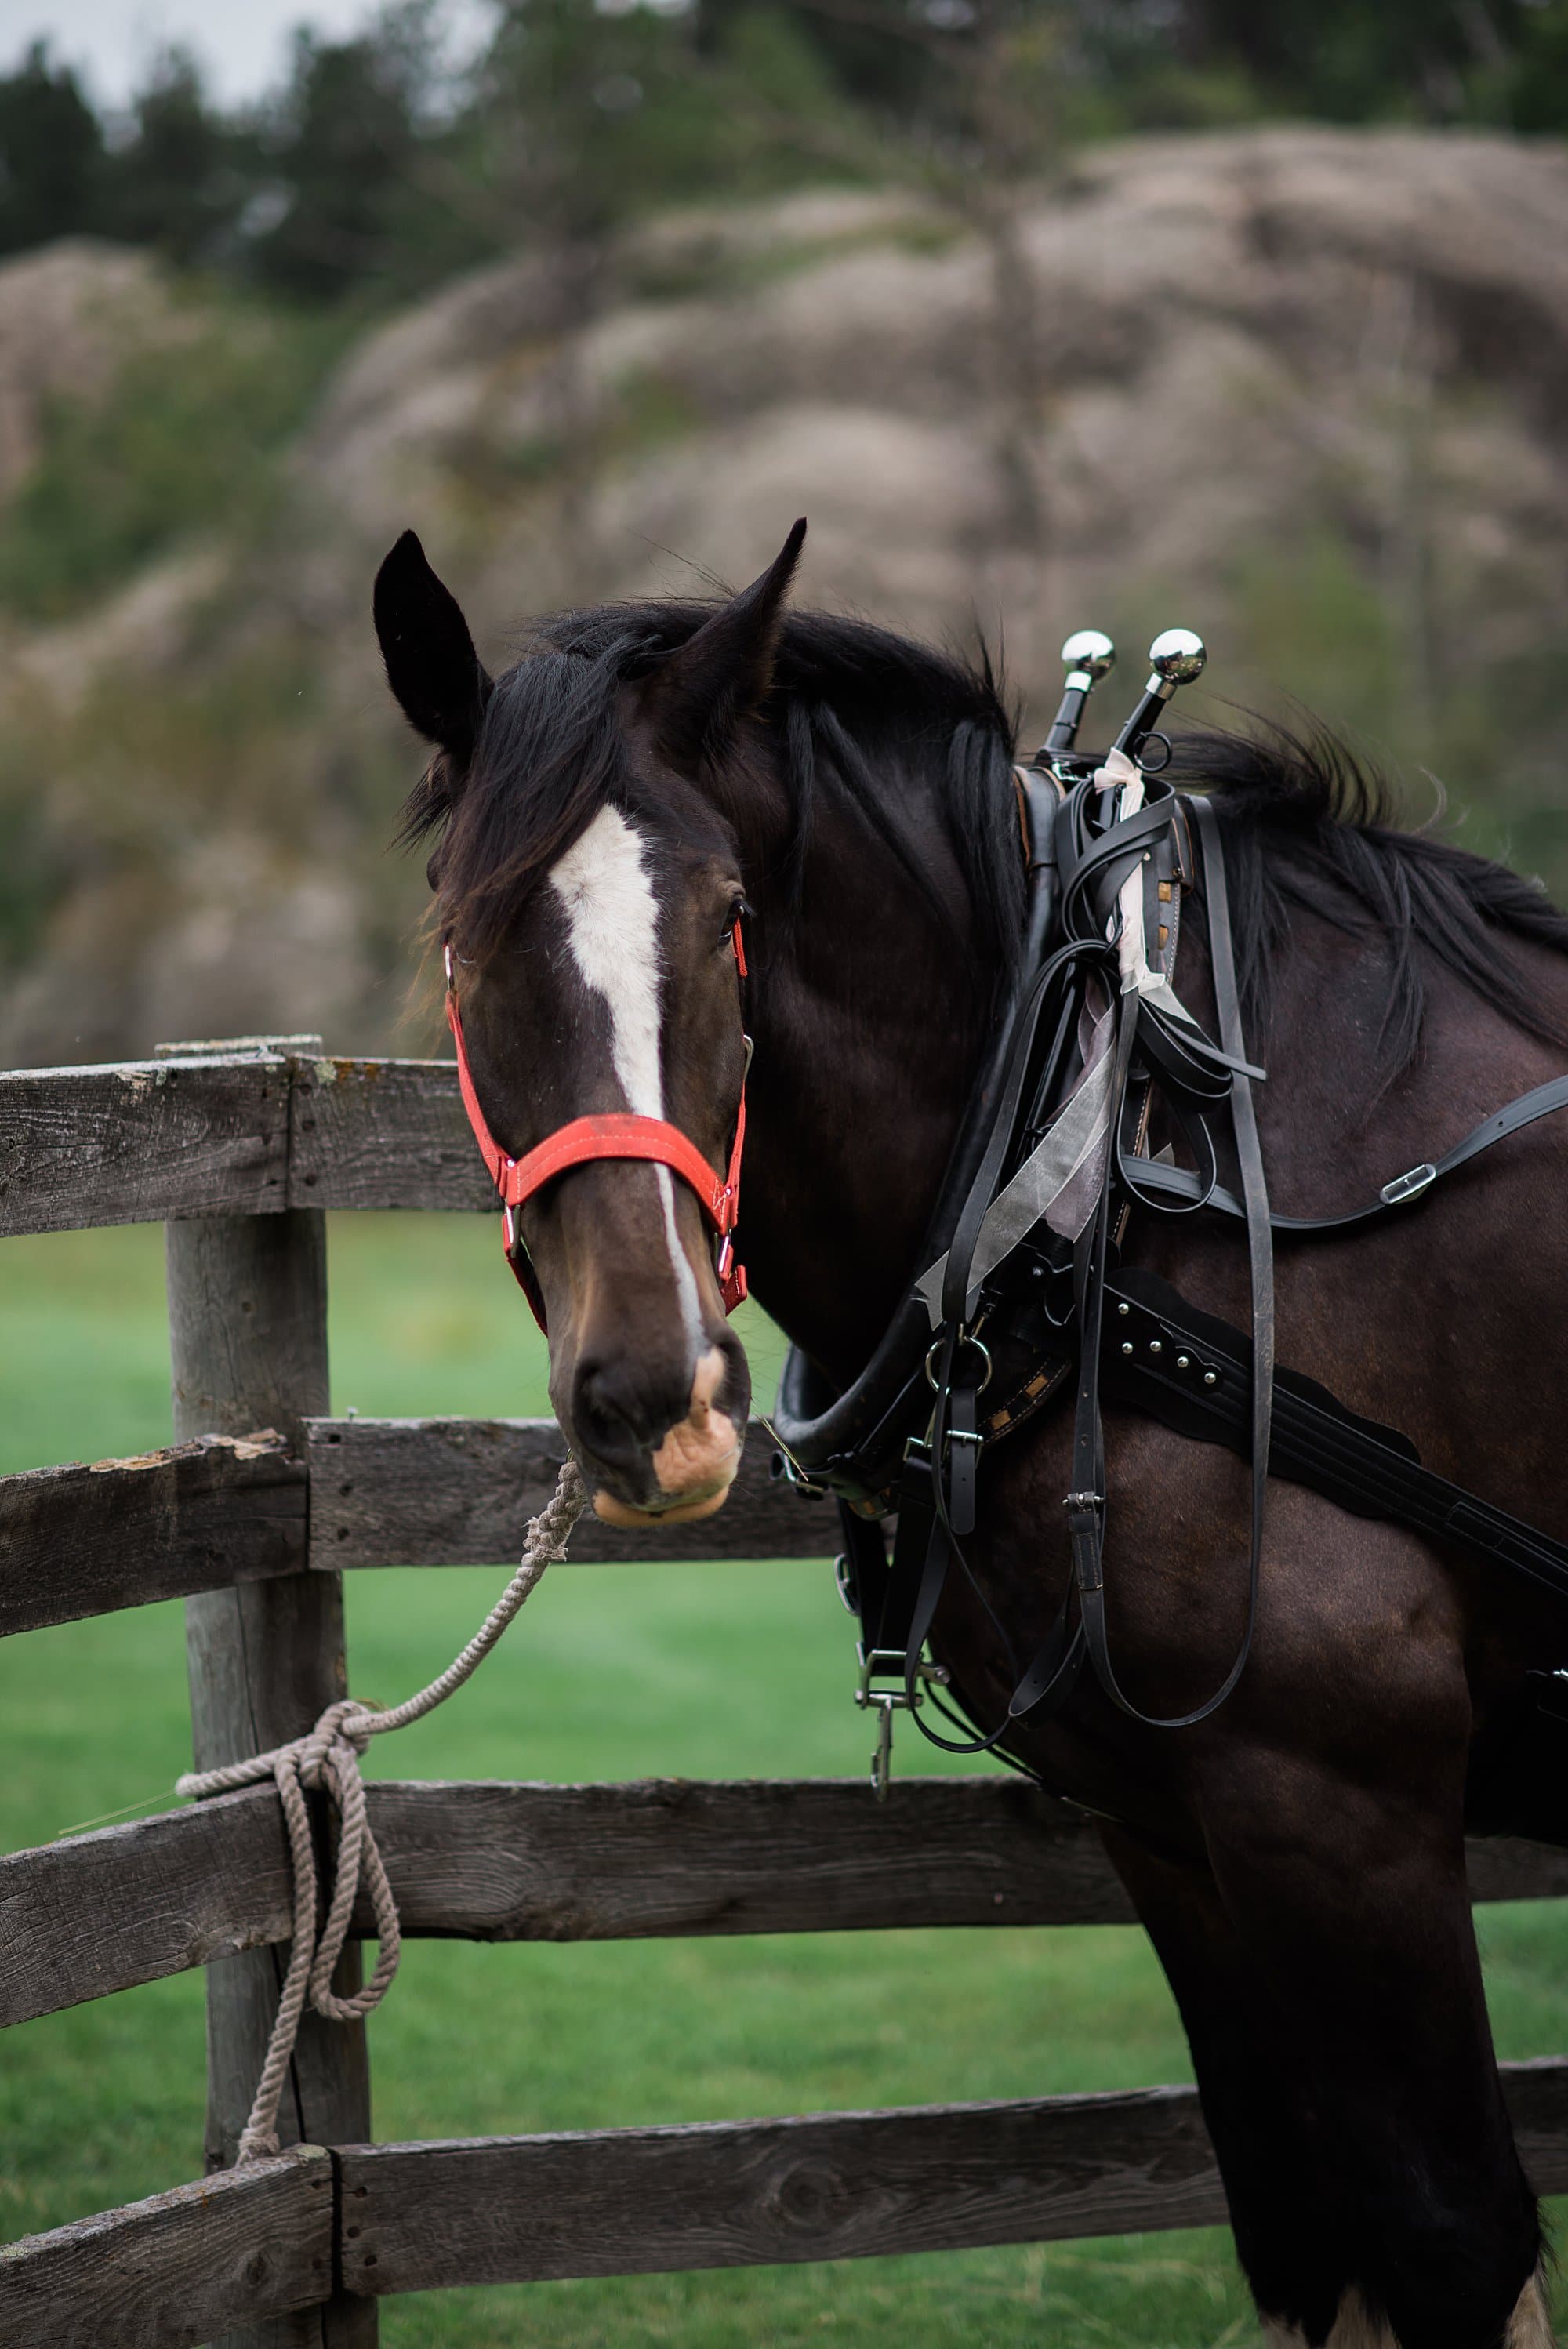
{"left": 2, "top": 1215, "right": 1566, "bottom": 2342}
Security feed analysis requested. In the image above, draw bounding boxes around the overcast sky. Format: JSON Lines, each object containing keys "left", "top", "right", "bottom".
{"left": 2, "top": 0, "right": 493, "bottom": 105}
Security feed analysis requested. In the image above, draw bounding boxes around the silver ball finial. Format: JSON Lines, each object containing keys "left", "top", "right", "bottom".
{"left": 1060, "top": 629, "right": 1116, "bottom": 684}
{"left": 1148, "top": 628, "right": 1207, "bottom": 688}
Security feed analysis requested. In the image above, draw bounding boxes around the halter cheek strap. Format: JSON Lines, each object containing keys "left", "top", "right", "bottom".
{"left": 445, "top": 929, "right": 750, "bottom": 1332}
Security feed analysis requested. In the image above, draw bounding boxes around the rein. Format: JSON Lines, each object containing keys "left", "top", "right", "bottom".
{"left": 444, "top": 928, "right": 750, "bottom": 1330}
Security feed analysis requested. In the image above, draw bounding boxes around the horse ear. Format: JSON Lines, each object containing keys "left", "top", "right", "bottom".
{"left": 644, "top": 518, "right": 806, "bottom": 770}
{"left": 373, "top": 530, "right": 494, "bottom": 764}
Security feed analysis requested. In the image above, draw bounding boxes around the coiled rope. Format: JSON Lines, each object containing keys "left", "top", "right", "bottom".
{"left": 176, "top": 1456, "right": 586, "bottom": 2164}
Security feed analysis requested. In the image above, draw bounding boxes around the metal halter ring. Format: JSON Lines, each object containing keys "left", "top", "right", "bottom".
{"left": 925, "top": 1333, "right": 993, "bottom": 1395}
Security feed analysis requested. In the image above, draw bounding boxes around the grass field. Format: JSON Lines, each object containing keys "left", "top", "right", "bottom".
{"left": 2, "top": 1214, "right": 1566, "bottom": 2345}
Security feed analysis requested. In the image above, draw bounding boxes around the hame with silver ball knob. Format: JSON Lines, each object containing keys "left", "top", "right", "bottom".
{"left": 1112, "top": 627, "right": 1207, "bottom": 766}
{"left": 1041, "top": 629, "right": 1116, "bottom": 759}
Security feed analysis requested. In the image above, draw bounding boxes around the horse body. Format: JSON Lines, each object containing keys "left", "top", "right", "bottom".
{"left": 375, "top": 523, "right": 1568, "bottom": 2347}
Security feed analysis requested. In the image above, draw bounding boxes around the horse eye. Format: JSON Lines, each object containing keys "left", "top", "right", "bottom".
{"left": 721, "top": 895, "right": 751, "bottom": 943}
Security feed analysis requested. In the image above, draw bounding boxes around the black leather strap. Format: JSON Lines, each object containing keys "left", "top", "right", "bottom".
{"left": 1061, "top": 797, "right": 1272, "bottom": 1729}
{"left": 1122, "top": 1071, "right": 1568, "bottom": 1233}
{"left": 1105, "top": 1269, "right": 1568, "bottom": 1621}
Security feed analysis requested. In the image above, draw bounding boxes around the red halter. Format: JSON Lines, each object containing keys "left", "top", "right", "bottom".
{"left": 445, "top": 928, "right": 750, "bottom": 1332}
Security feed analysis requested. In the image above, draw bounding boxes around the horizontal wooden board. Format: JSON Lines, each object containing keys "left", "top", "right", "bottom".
{"left": 307, "top": 1416, "right": 837, "bottom": 1566}
{"left": 330, "top": 2055, "right": 1568, "bottom": 2294}
{"left": 339, "top": 2083, "right": 1226, "bottom": 2291}
{"left": 289, "top": 1055, "right": 492, "bottom": 1213}
{"left": 0, "top": 1051, "right": 290, "bottom": 1236}
{"left": 0, "top": 1777, "right": 1123, "bottom": 2026}
{"left": 12, "top": 2063, "right": 1568, "bottom": 2336}
{"left": 0, "top": 1432, "right": 306, "bottom": 1637}
{"left": 7, "top": 1772, "right": 1566, "bottom": 2033}
{"left": 0, "top": 2145, "right": 332, "bottom": 2349}
{"left": 0, "top": 1785, "right": 292, "bottom": 2028}
{"left": 358, "top": 1776, "right": 1134, "bottom": 1940}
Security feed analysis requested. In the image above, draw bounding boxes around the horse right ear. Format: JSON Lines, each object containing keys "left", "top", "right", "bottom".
{"left": 374, "top": 531, "right": 493, "bottom": 764}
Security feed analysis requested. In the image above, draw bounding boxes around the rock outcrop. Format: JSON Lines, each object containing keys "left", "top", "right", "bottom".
{"left": 3, "top": 129, "right": 1566, "bottom": 1062}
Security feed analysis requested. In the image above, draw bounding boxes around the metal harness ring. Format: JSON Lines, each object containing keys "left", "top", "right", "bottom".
{"left": 925, "top": 1333, "right": 993, "bottom": 1395}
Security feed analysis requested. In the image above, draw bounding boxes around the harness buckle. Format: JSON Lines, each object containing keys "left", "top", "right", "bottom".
{"left": 855, "top": 1646, "right": 953, "bottom": 1802}
{"left": 1380, "top": 1161, "right": 1438, "bottom": 1207}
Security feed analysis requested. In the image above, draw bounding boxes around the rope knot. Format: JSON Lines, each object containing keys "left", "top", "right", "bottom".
{"left": 294, "top": 1699, "right": 376, "bottom": 1788}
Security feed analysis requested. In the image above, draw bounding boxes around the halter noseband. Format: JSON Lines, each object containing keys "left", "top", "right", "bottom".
{"left": 445, "top": 930, "right": 750, "bottom": 1333}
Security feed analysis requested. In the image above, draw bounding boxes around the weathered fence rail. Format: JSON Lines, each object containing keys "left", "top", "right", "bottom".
{"left": 1, "top": 1047, "right": 490, "bottom": 1233}
{"left": 5, "top": 1770, "right": 1567, "bottom": 2035}
{"left": 0, "top": 1416, "right": 836, "bottom": 1636}
{"left": 5, "top": 1033, "right": 1567, "bottom": 2348}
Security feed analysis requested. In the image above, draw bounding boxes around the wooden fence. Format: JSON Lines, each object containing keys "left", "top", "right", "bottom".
{"left": 3, "top": 1035, "right": 1567, "bottom": 2349}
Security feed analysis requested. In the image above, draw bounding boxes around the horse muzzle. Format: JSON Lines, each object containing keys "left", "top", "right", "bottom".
{"left": 568, "top": 1342, "right": 747, "bottom": 1527}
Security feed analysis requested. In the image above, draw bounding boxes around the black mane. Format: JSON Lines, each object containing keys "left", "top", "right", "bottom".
{"left": 1171, "top": 722, "right": 1568, "bottom": 1078}
{"left": 399, "top": 600, "right": 1024, "bottom": 982}
{"left": 400, "top": 595, "right": 1568, "bottom": 1076}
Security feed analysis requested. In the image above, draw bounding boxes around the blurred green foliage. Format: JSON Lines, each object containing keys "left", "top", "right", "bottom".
{"left": 6, "top": 2, "right": 1568, "bottom": 313}
{"left": 0, "top": 301, "right": 351, "bottom": 621}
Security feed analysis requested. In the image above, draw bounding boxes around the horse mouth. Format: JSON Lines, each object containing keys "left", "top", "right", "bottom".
{"left": 591, "top": 1470, "right": 736, "bottom": 1528}
{"left": 580, "top": 1345, "right": 745, "bottom": 1529}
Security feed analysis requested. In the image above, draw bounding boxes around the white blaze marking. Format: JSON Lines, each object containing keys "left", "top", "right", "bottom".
{"left": 550, "top": 805, "right": 703, "bottom": 1352}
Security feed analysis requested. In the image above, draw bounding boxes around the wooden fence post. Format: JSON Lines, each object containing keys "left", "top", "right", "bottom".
{"left": 164, "top": 1037, "right": 376, "bottom": 2349}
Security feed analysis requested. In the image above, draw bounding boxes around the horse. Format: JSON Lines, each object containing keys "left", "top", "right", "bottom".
{"left": 372, "top": 518, "right": 1568, "bottom": 2348}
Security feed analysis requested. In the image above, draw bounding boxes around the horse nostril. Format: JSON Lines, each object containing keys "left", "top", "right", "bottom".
{"left": 574, "top": 1361, "right": 655, "bottom": 1457}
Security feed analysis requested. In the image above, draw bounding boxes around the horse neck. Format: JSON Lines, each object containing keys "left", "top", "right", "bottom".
{"left": 736, "top": 759, "right": 1001, "bottom": 1386}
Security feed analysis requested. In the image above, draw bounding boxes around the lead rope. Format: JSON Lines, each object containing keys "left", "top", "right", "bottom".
{"left": 176, "top": 1456, "right": 586, "bottom": 2165}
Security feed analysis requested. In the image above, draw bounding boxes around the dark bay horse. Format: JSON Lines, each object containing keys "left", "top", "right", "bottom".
{"left": 374, "top": 521, "right": 1568, "bottom": 2349}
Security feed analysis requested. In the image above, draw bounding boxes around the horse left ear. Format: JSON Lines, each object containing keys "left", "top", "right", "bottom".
{"left": 644, "top": 518, "right": 806, "bottom": 770}
{"left": 373, "top": 529, "right": 494, "bottom": 764}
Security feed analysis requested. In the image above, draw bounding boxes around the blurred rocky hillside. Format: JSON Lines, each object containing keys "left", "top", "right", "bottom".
{"left": 2, "top": 124, "right": 1566, "bottom": 1066}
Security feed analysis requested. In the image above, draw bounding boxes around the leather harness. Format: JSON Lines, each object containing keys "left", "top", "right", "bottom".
{"left": 770, "top": 754, "right": 1568, "bottom": 1786}
{"left": 442, "top": 750, "right": 1568, "bottom": 1792}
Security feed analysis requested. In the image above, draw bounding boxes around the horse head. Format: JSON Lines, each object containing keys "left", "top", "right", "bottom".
{"left": 373, "top": 521, "right": 807, "bottom": 1527}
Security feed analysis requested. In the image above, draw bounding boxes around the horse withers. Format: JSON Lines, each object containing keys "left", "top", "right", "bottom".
{"left": 374, "top": 521, "right": 1568, "bottom": 2349}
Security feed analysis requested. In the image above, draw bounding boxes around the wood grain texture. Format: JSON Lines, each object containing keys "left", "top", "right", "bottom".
{"left": 9, "top": 2061, "right": 1566, "bottom": 2340}
{"left": 0, "top": 1777, "right": 1123, "bottom": 2028}
{"left": 0, "top": 1787, "right": 293, "bottom": 2028}
{"left": 9, "top": 1774, "right": 1566, "bottom": 2031}
{"left": 353, "top": 1775, "right": 1134, "bottom": 1939}
{"left": 337, "top": 2057, "right": 1568, "bottom": 2297}
{"left": 329, "top": 2057, "right": 1568, "bottom": 2296}
{"left": 0, "top": 2147, "right": 334, "bottom": 2349}
{"left": 288, "top": 1057, "right": 491, "bottom": 1213}
{"left": 167, "top": 1174, "right": 377, "bottom": 2349}
{"left": 0, "top": 1051, "right": 289, "bottom": 1236}
{"left": 337, "top": 2086, "right": 1230, "bottom": 2292}
{"left": 0, "top": 1434, "right": 306, "bottom": 1636}
{"left": 307, "top": 1417, "right": 837, "bottom": 1567}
